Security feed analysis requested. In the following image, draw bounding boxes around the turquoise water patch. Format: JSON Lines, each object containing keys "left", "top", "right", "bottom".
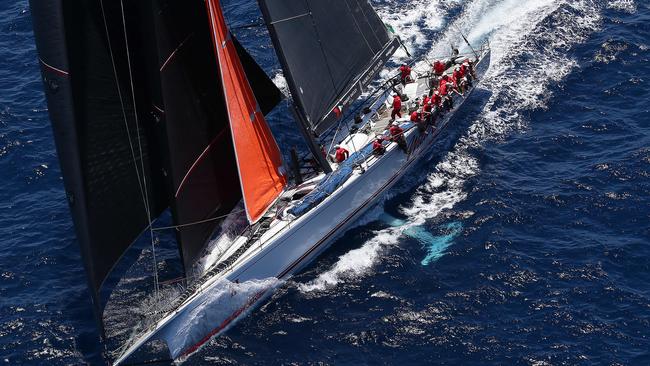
{"left": 380, "top": 214, "right": 462, "bottom": 266}
{"left": 417, "top": 222, "right": 463, "bottom": 266}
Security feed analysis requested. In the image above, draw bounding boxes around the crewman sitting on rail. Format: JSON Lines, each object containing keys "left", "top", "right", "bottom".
{"left": 411, "top": 110, "right": 427, "bottom": 133}
{"left": 389, "top": 122, "right": 408, "bottom": 152}
{"left": 391, "top": 94, "right": 402, "bottom": 121}
{"left": 452, "top": 67, "right": 465, "bottom": 94}
{"left": 334, "top": 145, "right": 349, "bottom": 163}
{"left": 399, "top": 64, "right": 413, "bottom": 85}
{"left": 372, "top": 137, "right": 386, "bottom": 157}
{"left": 422, "top": 100, "right": 434, "bottom": 124}
{"left": 431, "top": 90, "right": 442, "bottom": 108}
{"left": 464, "top": 59, "right": 477, "bottom": 79}
{"left": 461, "top": 60, "right": 474, "bottom": 87}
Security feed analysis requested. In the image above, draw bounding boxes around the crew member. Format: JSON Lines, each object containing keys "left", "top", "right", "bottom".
{"left": 452, "top": 67, "right": 464, "bottom": 93}
{"left": 334, "top": 145, "right": 349, "bottom": 163}
{"left": 411, "top": 110, "right": 427, "bottom": 132}
{"left": 399, "top": 64, "right": 412, "bottom": 85}
{"left": 433, "top": 60, "right": 446, "bottom": 76}
{"left": 421, "top": 94, "right": 430, "bottom": 107}
{"left": 410, "top": 110, "right": 421, "bottom": 123}
{"left": 431, "top": 90, "right": 442, "bottom": 107}
{"left": 391, "top": 94, "right": 402, "bottom": 121}
{"left": 389, "top": 121, "right": 408, "bottom": 152}
{"left": 372, "top": 137, "right": 386, "bottom": 156}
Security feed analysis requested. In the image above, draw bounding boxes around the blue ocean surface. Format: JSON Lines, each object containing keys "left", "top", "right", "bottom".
{"left": 1, "top": 0, "right": 649, "bottom": 365}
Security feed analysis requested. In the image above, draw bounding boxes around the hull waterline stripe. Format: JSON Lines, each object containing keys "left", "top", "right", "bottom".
{"left": 39, "top": 58, "right": 69, "bottom": 76}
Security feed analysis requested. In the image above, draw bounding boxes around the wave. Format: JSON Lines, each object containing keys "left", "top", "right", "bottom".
{"left": 300, "top": 0, "right": 604, "bottom": 293}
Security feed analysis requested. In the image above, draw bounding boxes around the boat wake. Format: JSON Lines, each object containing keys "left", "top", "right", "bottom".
{"left": 299, "top": 0, "right": 603, "bottom": 293}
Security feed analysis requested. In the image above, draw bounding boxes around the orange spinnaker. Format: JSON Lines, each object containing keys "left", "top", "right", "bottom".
{"left": 206, "top": 0, "right": 287, "bottom": 223}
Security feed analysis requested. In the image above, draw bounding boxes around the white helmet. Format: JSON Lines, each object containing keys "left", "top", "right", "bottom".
{"left": 392, "top": 121, "right": 399, "bottom": 126}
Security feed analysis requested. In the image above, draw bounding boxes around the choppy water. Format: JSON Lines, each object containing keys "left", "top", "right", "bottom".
{"left": 2, "top": 0, "right": 649, "bottom": 364}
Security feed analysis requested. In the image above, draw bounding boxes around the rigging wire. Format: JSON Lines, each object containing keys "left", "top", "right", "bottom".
{"left": 151, "top": 209, "right": 247, "bottom": 232}
{"left": 118, "top": 0, "right": 161, "bottom": 302}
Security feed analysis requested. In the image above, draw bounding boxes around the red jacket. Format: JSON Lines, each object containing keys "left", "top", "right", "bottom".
{"left": 400, "top": 65, "right": 411, "bottom": 79}
{"left": 439, "top": 82, "right": 449, "bottom": 96}
{"left": 459, "top": 64, "right": 468, "bottom": 78}
{"left": 423, "top": 102, "right": 432, "bottom": 113}
{"left": 389, "top": 125, "right": 404, "bottom": 137}
{"left": 392, "top": 95, "right": 402, "bottom": 110}
{"left": 410, "top": 111, "right": 421, "bottom": 122}
{"left": 335, "top": 147, "right": 349, "bottom": 163}
{"left": 372, "top": 140, "right": 384, "bottom": 151}
{"left": 439, "top": 75, "right": 450, "bottom": 88}
{"left": 452, "top": 70, "right": 462, "bottom": 85}
{"left": 431, "top": 93, "right": 442, "bottom": 106}
{"left": 421, "top": 96, "right": 430, "bottom": 106}
{"left": 433, "top": 60, "right": 445, "bottom": 75}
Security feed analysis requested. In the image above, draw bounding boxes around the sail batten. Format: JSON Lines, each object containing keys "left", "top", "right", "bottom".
{"left": 206, "top": 0, "right": 287, "bottom": 224}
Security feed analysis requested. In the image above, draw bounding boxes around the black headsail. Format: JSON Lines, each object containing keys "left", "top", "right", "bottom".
{"left": 29, "top": 0, "right": 170, "bottom": 328}
{"left": 257, "top": 0, "right": 400, "bottom": 167}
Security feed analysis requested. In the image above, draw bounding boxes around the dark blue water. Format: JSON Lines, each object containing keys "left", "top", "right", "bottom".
{"left": 2, "top": 0, "right": 649, "bottom": 364}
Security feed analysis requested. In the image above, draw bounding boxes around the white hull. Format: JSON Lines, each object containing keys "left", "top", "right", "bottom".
{"left": 114, "top": 46, "right": 491, "bottom": 365}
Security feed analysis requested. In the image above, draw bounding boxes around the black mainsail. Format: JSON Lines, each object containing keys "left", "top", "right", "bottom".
{"left": 257, "top": 0, "right": 400, "bottom": 137}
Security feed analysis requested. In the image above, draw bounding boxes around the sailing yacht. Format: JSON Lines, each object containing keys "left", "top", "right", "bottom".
{"left": 30, "top": 0, "right": 490, "bottom": 363}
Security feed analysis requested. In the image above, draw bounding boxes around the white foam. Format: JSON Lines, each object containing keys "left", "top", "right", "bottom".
{"left": 300, "top": 0, "right": 603, "bottom": 293}
{"left": 607, "top": 0, "right": 636, "bottom": 13}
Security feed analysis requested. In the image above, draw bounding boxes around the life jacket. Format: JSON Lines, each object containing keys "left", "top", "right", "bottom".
{"left": 410, "top": 111, "right": 420, "bottom": 122}
{"left": 421, "top": 96, "right": 430, "bottom": 106}
{"left": 392, "top": 96, "right": 402, "bottom": 110}
{"left": 423, "top": 102, "right": 432, "bottom": 113}
{"left": 335, "top": 148, "right": 348, "bottom": 163}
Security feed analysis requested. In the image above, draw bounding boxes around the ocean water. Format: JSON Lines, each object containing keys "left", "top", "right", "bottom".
{"left": 1, "top": 0, "right": 649, "bottom": 364}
